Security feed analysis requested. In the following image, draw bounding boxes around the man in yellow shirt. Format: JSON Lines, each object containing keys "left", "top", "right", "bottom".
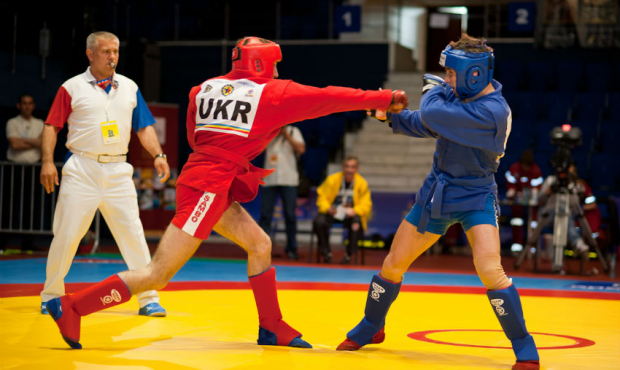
{"left": 313, "top": 156, "right": 372, "bottom": 264}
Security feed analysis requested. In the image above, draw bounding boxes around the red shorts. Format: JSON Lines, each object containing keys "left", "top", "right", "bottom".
{"left": 172, "top": 184, "right": 232, "bottom": 240}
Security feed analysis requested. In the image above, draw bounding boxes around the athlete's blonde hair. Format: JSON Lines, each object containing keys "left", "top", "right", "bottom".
{"left": 449, "top": 33, "right": 493, "bottom": 53}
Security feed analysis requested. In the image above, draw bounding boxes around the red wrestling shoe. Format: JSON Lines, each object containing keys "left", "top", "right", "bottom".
{"left": 513, "top": 360, "right": 540, "bottom": 370}
{"left": 46, "top": 296, "right": 82, "bottom": 349}
{"left": 336, "top": 327, "right": 385, "bottom": 351}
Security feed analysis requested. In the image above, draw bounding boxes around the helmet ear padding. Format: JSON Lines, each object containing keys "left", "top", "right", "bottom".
{"left": 232, "top": 47, "right": 241, "bottom": 62}
{"left": 465, "top": 66, "right": 484, "bottom": 91}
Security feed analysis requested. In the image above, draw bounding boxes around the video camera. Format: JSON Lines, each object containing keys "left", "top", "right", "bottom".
{"left": 549, "top": 124, "right": 582, "bottom": 191}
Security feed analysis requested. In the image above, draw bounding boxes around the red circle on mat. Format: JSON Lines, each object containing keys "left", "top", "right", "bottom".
{"left": 407, "top": 329, "right": 595, "bottom": 350}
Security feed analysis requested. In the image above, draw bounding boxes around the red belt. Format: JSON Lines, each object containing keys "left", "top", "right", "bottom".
{"left": 188, "top": 145, "right": 249, "bottom": 169}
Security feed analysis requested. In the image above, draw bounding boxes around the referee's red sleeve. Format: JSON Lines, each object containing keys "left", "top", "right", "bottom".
{"left": 45, "top": 86, "right": 72, "bottom": 131}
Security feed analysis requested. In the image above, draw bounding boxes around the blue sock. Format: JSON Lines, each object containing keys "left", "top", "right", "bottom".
{"left": 487, "top": 284, "right": 539, "bottom": 362}
{"left": 347, "top": 274, "right": 401, "bottom": 346}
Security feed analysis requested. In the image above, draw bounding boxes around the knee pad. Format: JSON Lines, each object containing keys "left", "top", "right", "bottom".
{"left": 473, "top": 253, "right": 510, "bottom": 290}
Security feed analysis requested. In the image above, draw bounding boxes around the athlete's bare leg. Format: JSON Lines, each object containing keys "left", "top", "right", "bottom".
{"left": 120, "top": 201, "right": 271, "bottom": 293}
{"left": 465, "top": 224, "right": 510, "bottom": 290}
{"left": 213, "top": 201, "right": 272, "bottom": 276}
{"left": 380, "top": 219, "right": 441, "bottom": 283}
{"left": 118, "top": 223, "right": 202, "bottom": 293}
{"left": 466, "top": 223, "right": 501, "bottom": 255}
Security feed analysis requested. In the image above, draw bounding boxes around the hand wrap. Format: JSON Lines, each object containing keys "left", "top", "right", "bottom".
{"left": 386, "top": 90, "right": 408, "bottom": 113}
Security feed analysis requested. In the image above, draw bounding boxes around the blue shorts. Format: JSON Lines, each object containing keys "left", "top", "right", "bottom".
{"left": 405, "top": 194, "right": 499, "bottom": 235}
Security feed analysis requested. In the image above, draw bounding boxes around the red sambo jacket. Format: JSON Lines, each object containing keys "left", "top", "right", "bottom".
{"left": 177, "top": 70, "right": 393, "bottom": 203}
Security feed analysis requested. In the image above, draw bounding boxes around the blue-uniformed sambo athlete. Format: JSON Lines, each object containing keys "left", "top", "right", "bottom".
{"left": 336, "top": 33, "right": 540, "bottom": 370}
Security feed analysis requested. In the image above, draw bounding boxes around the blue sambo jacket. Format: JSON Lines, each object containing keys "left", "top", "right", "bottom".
{"left": 388, "top": 80, "right": 511, "bottom": 233}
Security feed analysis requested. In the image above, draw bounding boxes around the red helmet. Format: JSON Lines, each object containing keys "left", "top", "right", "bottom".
{"left": 232, "top": 37, "right": 282, "bottom": 78}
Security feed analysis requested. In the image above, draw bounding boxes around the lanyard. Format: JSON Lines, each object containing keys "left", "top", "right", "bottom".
{"left": 340, "top": 178, "right": 354, "bottom": 194}
{"left": 96, "top": 83, "right": 114, "bottom": 122}
{"left": 93, "top": 75, "right": 117, "bottom": 122}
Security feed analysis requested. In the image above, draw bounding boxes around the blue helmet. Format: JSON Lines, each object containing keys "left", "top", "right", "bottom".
{"left": 439, "top": 45, "right": 494, "bottom": 99}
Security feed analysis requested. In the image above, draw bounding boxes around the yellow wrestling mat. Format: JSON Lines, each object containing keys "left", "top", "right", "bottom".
{"left": 1, "top": 290, "right": 619, "bottom": 370}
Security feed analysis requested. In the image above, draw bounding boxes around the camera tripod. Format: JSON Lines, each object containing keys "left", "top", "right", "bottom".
{"left": 514, "top": 186, "right": 609, "bottom": 274}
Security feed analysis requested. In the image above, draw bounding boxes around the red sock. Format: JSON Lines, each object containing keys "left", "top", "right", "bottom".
{"left": 249, "top": 267, "right": 300, "bottom": 345}
{"left": 70, "top": 274, "right": 132, "bottom": 316}
{"left": 249, "top": 267, "right": 282, "bottom": 326}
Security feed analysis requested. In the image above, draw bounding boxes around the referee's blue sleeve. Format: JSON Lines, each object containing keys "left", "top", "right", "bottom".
{"left": 132, "top": 88, "right": 156, "bottom": 131}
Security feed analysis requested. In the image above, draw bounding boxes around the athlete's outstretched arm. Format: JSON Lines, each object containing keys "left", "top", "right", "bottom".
{"left": 265, "top": 82, "right": 394, "bottom": 126}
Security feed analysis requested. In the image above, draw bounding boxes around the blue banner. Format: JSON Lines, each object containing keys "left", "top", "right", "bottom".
{"left": 335, "top": 5, "right": 361, "bottom": 33}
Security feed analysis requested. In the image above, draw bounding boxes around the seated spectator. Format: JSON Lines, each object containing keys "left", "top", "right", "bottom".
{"left": 313, "top": 156, "right": 372, "bottom": 264}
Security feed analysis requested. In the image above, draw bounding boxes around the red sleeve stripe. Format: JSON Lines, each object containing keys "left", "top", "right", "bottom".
{"left": 45, "top": 86, "right": 72, "bottom": 130}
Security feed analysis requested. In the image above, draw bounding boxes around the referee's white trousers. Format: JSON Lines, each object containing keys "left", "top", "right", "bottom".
{"left": 41, "top": 155, "right": 159, "bottom": 308}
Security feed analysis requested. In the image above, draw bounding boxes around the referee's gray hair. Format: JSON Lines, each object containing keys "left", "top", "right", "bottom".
{"left": 86, "top": 31, "right": 119, "bottom": 50}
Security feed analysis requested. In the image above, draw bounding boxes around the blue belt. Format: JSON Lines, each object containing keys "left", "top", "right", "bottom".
{"left": 418, "top": 167, "right": 495, "bottom": 234}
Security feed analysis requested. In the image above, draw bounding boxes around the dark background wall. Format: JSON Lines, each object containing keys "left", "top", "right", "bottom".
{"left": 0, "top": 1, "right": 389, "bottom": 167}
{"left": 1, "top": 1, "right": 619, "bottom": 193}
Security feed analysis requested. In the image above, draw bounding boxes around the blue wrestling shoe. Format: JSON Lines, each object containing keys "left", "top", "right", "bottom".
{"left": 258, "top": 327, "right": 312, "bottom": 348}
{"left": 41, "top": 302, "right": 49, "bottom": 315}
{"left": 138, "top": 302, "right": 167, "bottom": 317}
